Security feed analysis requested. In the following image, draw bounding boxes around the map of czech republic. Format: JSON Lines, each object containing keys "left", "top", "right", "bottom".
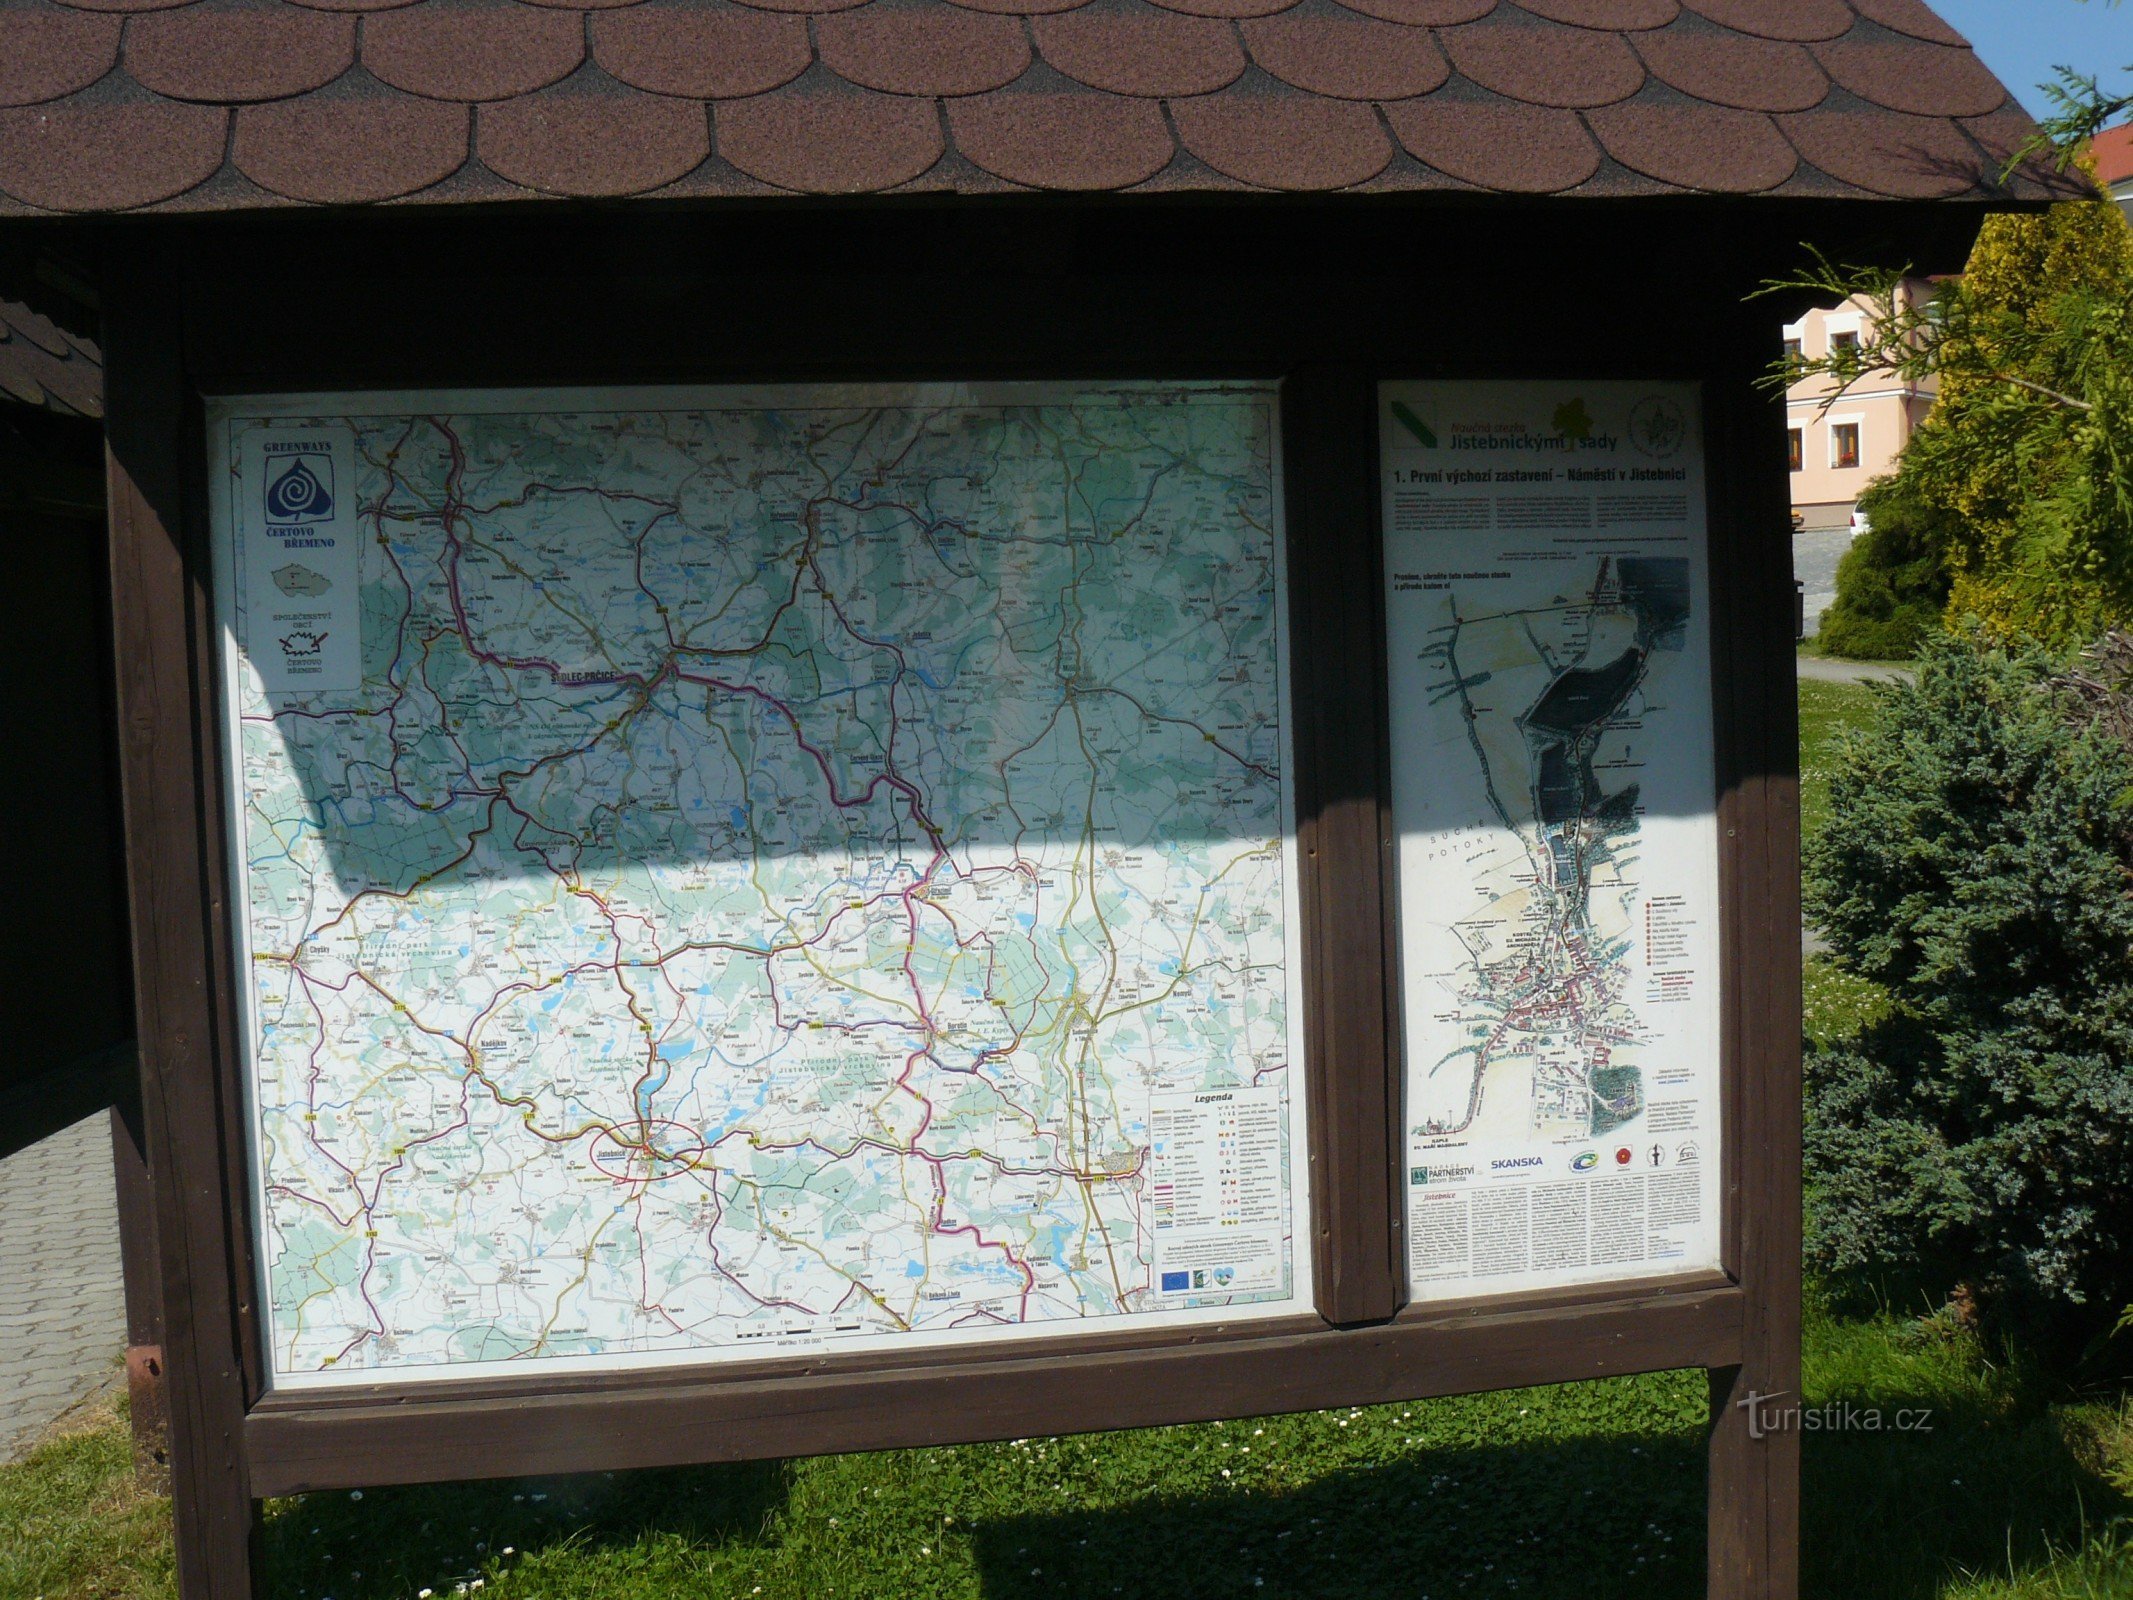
{"left": 211, "top": 384, "right": 1311, "bottom": 1386}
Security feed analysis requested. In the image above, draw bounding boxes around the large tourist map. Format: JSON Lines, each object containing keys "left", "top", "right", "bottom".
{"left": 1381, "top": 382, "right": 1723, "bottom": 1299}
{"left": 211, "top": 384, "right": 1309, "bottom": 1387}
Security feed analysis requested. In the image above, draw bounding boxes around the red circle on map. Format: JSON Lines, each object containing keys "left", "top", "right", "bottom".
{"left": 587, "top": 1119, "right": 709, "bottom": 1183}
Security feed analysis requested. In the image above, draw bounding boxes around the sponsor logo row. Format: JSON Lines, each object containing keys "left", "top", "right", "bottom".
{"left": 1413, "top": 1141, "right": 1699, "bottom": 1187}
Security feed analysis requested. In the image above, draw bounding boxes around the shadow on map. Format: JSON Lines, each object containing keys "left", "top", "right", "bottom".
{"left": 253, "top": 646, "right": 1300, "bottom": 900}
{"left": 242, "top": 511, "right": 1714, "bottom": 945}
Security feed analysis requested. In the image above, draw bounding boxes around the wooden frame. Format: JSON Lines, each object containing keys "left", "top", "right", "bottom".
{"left": 98, "top": 199, "right": 1824, "bottom": 1600}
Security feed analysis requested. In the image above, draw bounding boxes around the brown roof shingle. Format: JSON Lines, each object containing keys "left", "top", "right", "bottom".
{"left": 0, "top": 0, "right": 2081, "bottom": 212}
{"left": 1678, "top": 0, "right": 1853, "bottom": 44}
{"left": 1634, "top": 24, "right": 1829, "bottom": 116}
{"left": 0, "top": 296, "right": 102, "bottom": 416}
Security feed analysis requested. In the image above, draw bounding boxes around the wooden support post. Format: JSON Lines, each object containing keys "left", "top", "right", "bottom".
{"left": 103, "top": 262, "right": 260, "bottom": 1600}
{"left": 110, "top": 1066, "right": 171, "bottom": 1490}
{"left": 1705, "top": 312, "right": 1806, "bottom": 1600}
{"left": 1283, "top": 365, "right": 1401, "bottom": 1328}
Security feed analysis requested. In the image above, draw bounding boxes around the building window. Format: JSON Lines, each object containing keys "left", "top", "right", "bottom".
{"left": 1830, "top": 330, "right": 1861, "bottom": 356}
{"left": 1788, "top": 428, "right": 1804, "bottom": 472}
{"left": 1831, "top": 422, "right": 1861, "bottom": 470}
{"left": 1783, "top": 337, "right": 1803, "bottom": 362}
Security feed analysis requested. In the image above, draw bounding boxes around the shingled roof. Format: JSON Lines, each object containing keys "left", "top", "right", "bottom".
{"left": 0, "top": 0, "right": 2075, "bottom": 213}
{"left": 0, "top": 296, "right": 101, "bottom": 414}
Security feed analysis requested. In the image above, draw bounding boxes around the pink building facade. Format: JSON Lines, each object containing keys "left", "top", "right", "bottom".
{"left": 1784, "top": 285, "right": 1937, "bottom": 533}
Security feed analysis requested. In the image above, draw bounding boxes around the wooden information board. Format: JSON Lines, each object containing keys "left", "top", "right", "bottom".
{"left": 95, "top": 212, "right": 1804, "bottom": 1600}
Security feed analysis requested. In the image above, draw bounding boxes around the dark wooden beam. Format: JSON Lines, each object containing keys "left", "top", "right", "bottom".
{"left": 1284, "top": 365, "right": 1401, "bottom": 1326}
{"left": 1703, "top": 307, "right": 1806, "bottom": 1600}
{"left": 104, "top": 254, "right": 259, "bottom": 1600}
{"left": 245, "top": 1275, "right": 1742, "bottom": 1496}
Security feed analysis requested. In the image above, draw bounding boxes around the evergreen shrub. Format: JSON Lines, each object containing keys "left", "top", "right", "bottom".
{"left": 1815, "top": 474, "right": 1953, "bottom": 661}
{"left": 1803, "top": 630, "right": 2133, "bottom": 1352}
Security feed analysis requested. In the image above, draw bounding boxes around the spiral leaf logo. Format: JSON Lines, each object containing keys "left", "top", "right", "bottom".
{"left": 265, "top": 456, "right": 334, "bottom": 523}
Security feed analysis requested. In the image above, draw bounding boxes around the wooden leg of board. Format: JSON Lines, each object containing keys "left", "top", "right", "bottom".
{"left": 111, "top": 1093, "right": 170, "bottom": 1490}
{"left": 1703, "top": 315, "right": 1805, "bottom": 1600}
{"left": 104, "top": 268, "right": 259, "bottom": 1600}
{"left": 1707, "top": 1363, "right": 1801, "bottom": 1599}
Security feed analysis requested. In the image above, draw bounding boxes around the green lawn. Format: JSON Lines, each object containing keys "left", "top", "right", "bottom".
{"left": 7, "top": 1298, "right": 2128, "bottom": 1600}
{"left": 9, "top": 677, "right": 2129, "bottom": 1600}
{"left": 1799, "top": 677, "right": 1884, "bottom": 841}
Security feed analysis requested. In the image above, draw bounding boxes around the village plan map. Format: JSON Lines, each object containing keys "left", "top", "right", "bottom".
{"left": 211, "top": 383, "right": 1309, "bottom": 1386}
{"left": 1381, "top": 382, "right": 1723, "bottom": 1299}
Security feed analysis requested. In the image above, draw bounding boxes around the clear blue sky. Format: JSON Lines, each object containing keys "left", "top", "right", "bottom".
{"left": 1929, "top": 0, "right": 2131, "bottom": 118}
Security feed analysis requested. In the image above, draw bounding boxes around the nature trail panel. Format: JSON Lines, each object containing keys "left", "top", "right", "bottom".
{"left": 208, "top": 382, "right": 1311, "bottom": 1390}
{"left": 1381, "top": 381, "right": 1723, "bottom": 1304}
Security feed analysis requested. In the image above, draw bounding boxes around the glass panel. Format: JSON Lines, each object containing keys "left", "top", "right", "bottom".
{"left": 1379, "top": 382, "right": 1724, "bottom": 1304}
{"left": 208, "top": 381, "right": 1314, "bottom": 1389}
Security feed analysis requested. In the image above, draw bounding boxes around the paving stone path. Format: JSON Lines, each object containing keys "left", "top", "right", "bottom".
{"left": 1796, "top": 654, "right": 1914, "bottom": 686}
{"left": 1794, "top": 524, "right": 1853, "bottom": 641}
{"left": 0, "top": 1111, "right": 125, "bottom": 1461}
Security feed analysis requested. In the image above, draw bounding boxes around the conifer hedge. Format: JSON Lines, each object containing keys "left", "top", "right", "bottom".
{"left": 1804, "top": 631, "right": 2133, "bottom": 1353}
